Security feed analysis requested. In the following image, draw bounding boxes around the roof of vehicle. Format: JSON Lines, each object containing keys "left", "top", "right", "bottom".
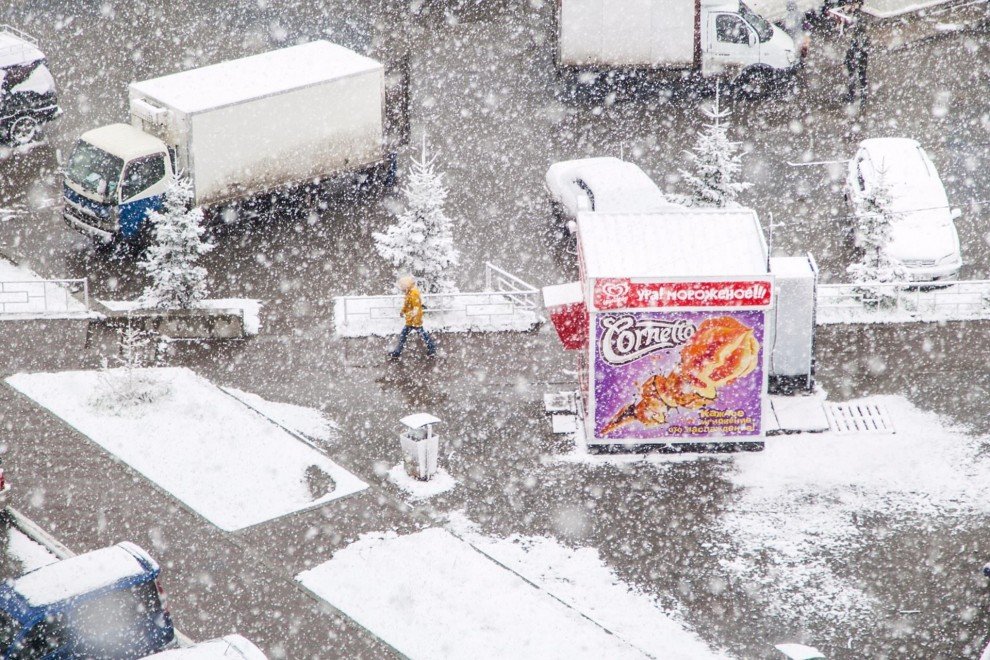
{"left": 546, "top": 157, "right": 679, "bottom": 214}
{"left": 577, "top": 208, "right": 768, "bottom": 279}
{"left": 129, "top": 40, "right": 383, "bottom": 115}
{"left": 0, "top": 27, "right": 44, "bottom": 69}
{"left": 145, "top": 635, "right": 267, "bottom": 660}
{"left": 0, "top": 542, "right": 158, "bottom": 617}
{"left": 854, "top": 137, "right": 951, "bottom": 221}
{"left": 78, "top": 123, "right": 169, "bottom": 162}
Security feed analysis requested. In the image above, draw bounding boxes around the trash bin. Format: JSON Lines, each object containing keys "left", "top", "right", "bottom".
{"left": 399, "top": 413, "right": 441, "bottom": 481}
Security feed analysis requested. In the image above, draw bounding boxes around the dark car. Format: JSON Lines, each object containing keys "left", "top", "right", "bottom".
{"left": 0, "top": 26, "right": 59, "bottom": 147}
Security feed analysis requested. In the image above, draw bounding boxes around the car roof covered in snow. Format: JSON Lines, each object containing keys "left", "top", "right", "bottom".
{"left": 0, "top": 27, "right": 44, "bottom": 69}
{"left": 545, "top": 157, "right": 679, "bottom": 214}
{"left": 129, "top": 40, "right": 383, "bottom": 115}
{"left": 8, "top": 542, "right": 157, "bottom": 609}
{"left": 854, "top": 137, "right": 952, "bottom": 224}
{"left": 577, "top": 209, "right": 768, "bottom": 279}
{"left": 144, "top": 635, "right": 268, "bottom": 660}
{"left": 79, "top": 123, "right": 170, "bottom": 162}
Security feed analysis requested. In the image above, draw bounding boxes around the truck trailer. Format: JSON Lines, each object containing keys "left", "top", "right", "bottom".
{"left": 557, "top": 0, "right": 799, "bottom": 91}
{"left": 62, "top": 40, "right": 393, "bottom": 244}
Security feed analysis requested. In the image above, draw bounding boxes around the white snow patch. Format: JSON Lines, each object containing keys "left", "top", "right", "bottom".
{"left": 222, "top": 387, "right": 338, "bottom": 443}
{"left": 7, "top": 368, "right": 367, "bottom": 531}
{"left": 0, "top": 257, "right": 94, "bottom": 319}
{"left": 718, "top": 395, "right": 990, "bottom": 627}
{"left": 385, "top": 463, "right": 457, "bottom": 500}
{"left": 7, "top": 527, "right": 58, "bottom": 574}
{"left": 101, "top": 298, "right": 262, "bottom": 335}
{"left": 447, "top": 514, "right": 729, "bottom": 659}
{"left": 298, "top": 527, "right": 665, "bottom": 659}
{"left": 333, "top": 293, "right": 540, "bottom": 338}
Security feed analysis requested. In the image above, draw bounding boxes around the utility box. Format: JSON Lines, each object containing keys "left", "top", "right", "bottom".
{"left": 768, "top": 255, "right": 817, "bottom": 395}
{"left": 399, "top": 413, "right": 441, "bottom": 481}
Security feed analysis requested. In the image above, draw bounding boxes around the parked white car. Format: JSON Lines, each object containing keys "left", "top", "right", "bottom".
{"left": 145, "top": 634, "right": 267, "bottom": 659}
{"left": 844, "top": 137, "right": 962, "bottom": 282}
{"left": 545, "top": 157, "right": 677, "bottom": 226}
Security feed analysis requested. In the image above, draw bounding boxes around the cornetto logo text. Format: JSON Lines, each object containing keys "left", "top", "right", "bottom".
{"left": 599, "top": 315, "right": 695, "bottom": 365}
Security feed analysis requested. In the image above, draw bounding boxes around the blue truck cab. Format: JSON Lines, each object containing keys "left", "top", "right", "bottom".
{"left": 62, "top": 123, "right": 173, "bottom": 244}
{"left": 0, "top": 542, "right": 176, "bottom": 659}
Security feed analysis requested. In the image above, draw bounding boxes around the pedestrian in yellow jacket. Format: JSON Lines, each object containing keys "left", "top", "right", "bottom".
{"left": 390, "top": 276, "right": 437, "bottom": 358}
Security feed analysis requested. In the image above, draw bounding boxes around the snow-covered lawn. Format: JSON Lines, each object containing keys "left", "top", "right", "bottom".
{"left": 7, "top": 367, "right": 366, "bottom": 531}
{"left": 717, "top": 395, "right": 990, "bottom": 628}
{"left": 0, "top": 257, "right": 94, "bottom": 319}
{"left": 222, "top": 386, "right": 338, "bottom": 443}
{"left": 298, "top": 524, "right": 725, "bottom": 659}
{"left": 333, "top": 293, "right": 541, "bottom": 337}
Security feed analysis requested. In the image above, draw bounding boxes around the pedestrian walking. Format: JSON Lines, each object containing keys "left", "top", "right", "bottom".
{"left": 844, "top": 9, "right": 869, "bottom": 103}
{"left": 389, "top": 275, "right": 437, "bottom": 359}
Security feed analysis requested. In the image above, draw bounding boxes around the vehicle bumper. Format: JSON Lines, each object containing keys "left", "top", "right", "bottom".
{"left": 902, "top": 263, "right": 961, "bottom": 282}
{"left": 63, "top": 207, "right": 114, "bottom": 243}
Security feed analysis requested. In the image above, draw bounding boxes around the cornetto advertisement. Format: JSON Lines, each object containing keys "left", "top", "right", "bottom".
{"left": 593, "top": 309, "right": 765, "bottom": 441}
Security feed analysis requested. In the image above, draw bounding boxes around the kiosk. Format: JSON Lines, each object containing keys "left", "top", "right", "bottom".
{"left": 545, "top": 209, "right": 777, "bottom": 448}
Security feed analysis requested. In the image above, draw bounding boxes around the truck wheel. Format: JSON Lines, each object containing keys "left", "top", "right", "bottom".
{"left": 737, "top": 68, "right": 774, "bottom": 100}
{"left": 7, "top": 116, "right": 40, "bottom": 146}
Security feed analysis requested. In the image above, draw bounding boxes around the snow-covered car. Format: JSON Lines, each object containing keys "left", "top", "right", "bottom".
{"left": 844, "top": 137, "right": 962, "bottom": 282}
{"left": 545, "top": 156, "right": 677, "bottom": 226}
{"left": 0, "top": 26, "right": 59, "bottom": 146}
{"left": 144, "top": 634, "right": 267, "bottom": 659}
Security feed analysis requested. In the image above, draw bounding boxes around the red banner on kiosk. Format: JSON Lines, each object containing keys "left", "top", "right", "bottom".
{"left": 593, "top": 279, "right": 773, "bottom": 310}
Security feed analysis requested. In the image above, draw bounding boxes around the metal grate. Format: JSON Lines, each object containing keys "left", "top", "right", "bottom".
{"left": 825, "top": 402, "right": 894, "bottom": 434}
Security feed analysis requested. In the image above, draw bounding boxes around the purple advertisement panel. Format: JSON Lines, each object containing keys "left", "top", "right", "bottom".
{"left": 593, "top": 310, "right": 765, "bottom": 441}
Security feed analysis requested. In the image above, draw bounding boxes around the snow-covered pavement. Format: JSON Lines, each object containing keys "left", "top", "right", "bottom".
{"left": 298, "top": 524, "right": 725, "bottom": 659}
{"left": 7, "top": 368, "right": 367, "bottom": 531}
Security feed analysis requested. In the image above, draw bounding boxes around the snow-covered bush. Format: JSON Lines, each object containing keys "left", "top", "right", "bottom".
{"left": 847, "top": 175, "right": 907, "bottom": 287}
{"left": 138, "top": 176, "right": 213, "bottom": 309}
{"left": 91, "top": 323, "right": 171, "bottom": 416}
{"left": 678, "top": 90, "right": 751, "bottom": 208}
{"left": 373, "top": 145, "right": 460, "bottom": 293}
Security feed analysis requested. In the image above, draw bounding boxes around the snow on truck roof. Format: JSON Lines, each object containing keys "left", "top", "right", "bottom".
{"left": 11, "top": 542, "right": 155, "bottom": 607}
{"left": 80, "top": 123, "right": 169, "bottom": 162}
{"left": 578, "top": 209, "right": 769, "bottom": 279}
{"left": 129, "top": 41, "right": 383, "bottom": 115}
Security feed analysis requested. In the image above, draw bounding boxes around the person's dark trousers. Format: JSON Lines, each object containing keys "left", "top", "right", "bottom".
{"left": 391, "top": 325, "right": 436, "bottom": 357}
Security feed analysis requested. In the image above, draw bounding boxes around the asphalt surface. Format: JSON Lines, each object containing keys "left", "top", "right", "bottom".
{"left": 0, "top": 1, "right": 989, "bottom": 658}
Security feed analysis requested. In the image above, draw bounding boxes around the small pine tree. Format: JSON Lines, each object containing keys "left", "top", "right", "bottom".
{"left": 373, "top": 142, "right": 460, "bottom": 293}
{"left": 138, "top": 176, "right": 213, "bottom": 309}
{"left": 679, "top": 86, "right": 752, "bottom": 208}
{"left": 847, "top": 176, "right": 907, "bottom": 284}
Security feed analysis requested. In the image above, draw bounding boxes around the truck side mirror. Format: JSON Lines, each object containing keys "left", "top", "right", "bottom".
{"left": 950, "top": 208, "right": 962, "bottom": 220}
{"left": 749, "top": 31, "right": 757, "bottom": 47}
{"left": 96, "top": 180, "right": 107, "bottom": 196}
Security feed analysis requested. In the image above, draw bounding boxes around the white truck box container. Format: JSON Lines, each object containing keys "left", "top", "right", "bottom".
{"left": 128, "top": 41, "right": 385, "bottom": 208}
{"left": 559, "top": 0, "right": 696, "bottom": 67}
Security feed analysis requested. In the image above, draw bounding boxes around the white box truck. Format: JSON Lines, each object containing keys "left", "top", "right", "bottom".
{"left": 558, "top": 0, "right": 799, "bottom": 91}
{"left": 62, "top": 40, "right": 394, "bottom": 244}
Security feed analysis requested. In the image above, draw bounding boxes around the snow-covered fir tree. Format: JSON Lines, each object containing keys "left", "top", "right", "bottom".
{"left": 373, "top": 142, "right": 459, "bottom": 293}
{"left": 678, "top": 86, "right": 752, "bottom": 208}
{"left": 847, "top": 175, "right": 907, "bottom": 284}
{"left": 138, "top": 176, "right": 213, "bottom": 309}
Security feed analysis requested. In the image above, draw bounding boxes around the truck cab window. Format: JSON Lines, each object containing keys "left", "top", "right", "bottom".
{"left": 738, "top": 3, "right": 774, "bottom": 42}
{"left": 716, "top": 15, "right": 750, "bottom": 45}
{"left": 11, "top": 615, "right": 67, "bottom": 659}
{"left": 121, "top": 154, "right": 166, "bottom": 201}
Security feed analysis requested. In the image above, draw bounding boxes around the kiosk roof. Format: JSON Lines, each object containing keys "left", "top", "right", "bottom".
{"left": 577, "top": 209, "right": 768, "bottom": 279}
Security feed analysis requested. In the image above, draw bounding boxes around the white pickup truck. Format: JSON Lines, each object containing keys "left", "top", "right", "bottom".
{"left": 557, "top": 0, "right": 799, "bottom": 92}
{"left": 62, "top": 41, "right": 394, "bottom": 244}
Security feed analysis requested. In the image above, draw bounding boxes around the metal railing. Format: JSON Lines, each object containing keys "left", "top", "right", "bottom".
{"left": 0, "top": 278, "right": 91, "bottom": 318}
{"left": 334, "top": 264, "right": 542, "bottom": 336}
{"left": 0, "top": 25, "right": 39, "bottom": 63}
{"left": 818, "top": 280, "right": 990, "bottom": 322}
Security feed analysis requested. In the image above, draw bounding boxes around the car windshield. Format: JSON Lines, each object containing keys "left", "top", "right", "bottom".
{"left": 739, "top": 3, "right": 774, "bottom": 42}
{"left": 0, "top": 610, "right": 19, "bottom": 654}
{"left": 64, "top": 141, "right": 122, "bottom": 199}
